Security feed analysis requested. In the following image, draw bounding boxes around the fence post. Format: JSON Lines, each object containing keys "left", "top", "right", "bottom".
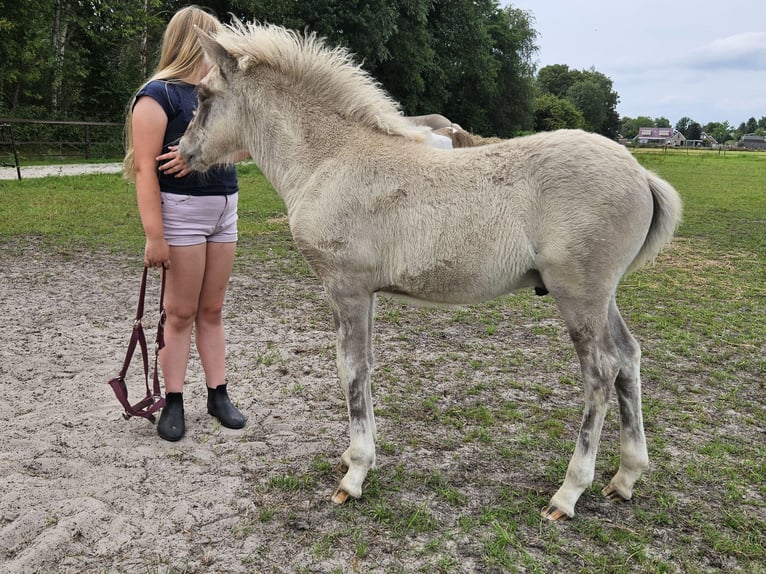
{"left": 1, "top": 123, "right": 22, "bottom": 180}
{"left": 84, "top": 124, "right": 91, "bottom": 159}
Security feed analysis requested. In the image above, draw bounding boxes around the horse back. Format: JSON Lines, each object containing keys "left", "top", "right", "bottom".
{"left": 291, "top": 130, "right": 677, "bottom": 303}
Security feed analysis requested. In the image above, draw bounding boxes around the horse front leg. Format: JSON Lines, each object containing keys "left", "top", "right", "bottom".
{"left": 327, "top": 291, "right": 376, "bottom": 504}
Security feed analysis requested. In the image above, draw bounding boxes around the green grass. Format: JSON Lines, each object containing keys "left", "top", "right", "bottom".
{"left": 1, "top": 149, "right": 764, "bottom": 572}
{"left": 0, "top": 163, "right": 292, "bottom": 258}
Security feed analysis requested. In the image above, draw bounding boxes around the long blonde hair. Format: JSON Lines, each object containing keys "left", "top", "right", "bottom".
{"left": 123, "top": 6, "right": 222, "bottom": 180}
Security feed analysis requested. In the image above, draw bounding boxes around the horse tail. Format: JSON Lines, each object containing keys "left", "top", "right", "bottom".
{"left": 626, "top": 171, "right": 683, "bottom": 275}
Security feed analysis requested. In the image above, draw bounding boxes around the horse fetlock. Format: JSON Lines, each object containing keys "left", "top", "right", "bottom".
{"left": 603, "top": 467, "right": 643, "bottom": 501}
{"left": 340, "top": 446, "right": 375, "bottom": 471}
{"left": 340, "top": 448, "right": 352, "bottom": 470}
{"left": 548, "top": 479, "right": 587, "bottom": 520}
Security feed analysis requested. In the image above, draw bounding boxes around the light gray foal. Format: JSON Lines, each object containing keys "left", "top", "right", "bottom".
{"left": 179, "top": 22, "right": 682, "bottom": 520}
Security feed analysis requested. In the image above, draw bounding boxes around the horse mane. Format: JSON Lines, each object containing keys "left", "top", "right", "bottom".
{"left": 214, "top": 21, "right": 427, "bottom": 141}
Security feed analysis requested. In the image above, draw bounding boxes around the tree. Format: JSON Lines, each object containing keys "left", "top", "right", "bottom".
{"left": 675, "top": 117, "right": 693, "bottom": 137}
{"left": 537, "top": 64, "right": 574, "bottom": 97}
{"left": 230, "top": 0, "right": 539, "bottom": 136}
{"left": 703, "top": 121, "right": 733, "bottom": 144}
{"left": 536, "top": 64, "right": 619, "bottom": 137}
{"left": 479, "top": 5, "right": 538, "bottom": 135}
{"left": 686, "top": 121, "right": 702, "bottom": 141}
{"left": 73, "top": 0, "right": 168, "bottom": 120}
{"left": 50, "top": 0, "right": 72, "bottom": 114}
{"left": 370, "top": 1, "right": 435, "bottom": 114}
{"left": 425, "top": 0, "right": 502, "bottom": 134}
{"left": 0, "top": 0, "right": 54, "bottom": 116}
{"left": 533, "top": 93, "right": 584, "bottom": 131}
{"left": 0, "top": 0, "right": 539, "bottom": 135}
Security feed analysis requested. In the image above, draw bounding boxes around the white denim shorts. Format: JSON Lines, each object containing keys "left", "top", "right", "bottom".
{"left": 160, "top": 192, "right": 238, "bottom": 246}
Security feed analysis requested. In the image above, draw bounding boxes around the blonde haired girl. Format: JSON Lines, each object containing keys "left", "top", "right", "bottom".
{"left": 125, "top": 6, "right": 246, "bottom": 441}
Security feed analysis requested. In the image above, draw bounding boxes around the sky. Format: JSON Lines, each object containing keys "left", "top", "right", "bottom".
{"left": 503, "top": 0, "right": 766, "bottom": 127}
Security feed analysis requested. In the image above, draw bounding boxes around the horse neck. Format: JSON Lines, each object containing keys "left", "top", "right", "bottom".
{"left": 246, "top": 105, "right": 354, "bottom": 211}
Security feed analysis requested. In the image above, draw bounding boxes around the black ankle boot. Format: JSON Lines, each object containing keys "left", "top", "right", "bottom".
{"left": 207, "top": 384, "right": 246, "bottom": 429}
{"left": 158, "top": 392, "right": 185, "bottom": 441}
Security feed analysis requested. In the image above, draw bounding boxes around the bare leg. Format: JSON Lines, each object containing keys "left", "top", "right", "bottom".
{"left": 159, "top": 243, "right": 207, "bottom": 393}
{"left": 328, "top": 291, "right": 377, "bottom": 503}
{"left": 195, "top": 241, "right": 236, "bottom": 389}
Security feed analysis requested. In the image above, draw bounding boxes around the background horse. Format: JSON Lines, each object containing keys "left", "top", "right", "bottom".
{"left": 408, "top": 114, "right": 476, "bottom": 148}
{"left": 179, "top": 22, "right": 682, "bottom": 521}
{"left": 406, "top": 113, "right": 453, "bottom": 130}
{"left": 433, "top": 124, "right": 475, "bottom": 148}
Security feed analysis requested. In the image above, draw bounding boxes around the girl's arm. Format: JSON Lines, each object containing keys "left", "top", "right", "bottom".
{"left": 132, "top": 96, "right": 171, "bottom": 268}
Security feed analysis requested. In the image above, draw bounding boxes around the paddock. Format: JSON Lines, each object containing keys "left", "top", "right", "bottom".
{"left": 0, "top": 153, "right": 763, "bottom": 571}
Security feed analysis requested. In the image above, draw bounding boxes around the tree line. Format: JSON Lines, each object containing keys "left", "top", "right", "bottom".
{"left": 0, "top": 1, "right": 759, "bottom": 144}
{"left": 620, "top": 115, "right": 766, "bottom": 145}
{"left": 1, "top": 0, "right": 539, "bottom": 138}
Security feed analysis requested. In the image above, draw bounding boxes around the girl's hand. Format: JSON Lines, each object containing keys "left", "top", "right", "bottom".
{"left": 145, "top": 237, "right": 170, "bottom": 269}
{"left": 157, "top": 145, "right": 191, "bottom": 178}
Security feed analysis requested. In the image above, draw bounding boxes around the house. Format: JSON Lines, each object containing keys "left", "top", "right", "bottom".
{"left": 635, "top": 127, "right": 685, "bottom": 146}
{"left": 740, "top": 133, "right": 766, "bottom": 150}
{"left": 666, "top": 131, "right": 687, "bottom": 147}
{"left": 700, "top": 132, "right": 719, "bottom": 147}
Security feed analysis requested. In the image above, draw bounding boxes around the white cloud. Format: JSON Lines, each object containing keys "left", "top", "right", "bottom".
{"left": 503, "top": 1, "right": 766, "bottom": 124}
{"left": 685, "top": 32, "right": 766, "bottom": 71}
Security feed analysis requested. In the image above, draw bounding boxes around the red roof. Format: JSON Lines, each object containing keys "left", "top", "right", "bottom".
{"left": 638, "top": 127, "right": 673, "bottom": 138}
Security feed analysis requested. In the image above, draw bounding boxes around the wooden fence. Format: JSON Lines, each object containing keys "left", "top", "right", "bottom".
{"left": 0, "top": 118, "right": 123, "bottom": 180}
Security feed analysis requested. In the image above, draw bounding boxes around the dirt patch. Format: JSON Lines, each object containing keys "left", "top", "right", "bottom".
{"left": 1, "top": 234, "right": 762, "bottom": 572}
{"left": 0, "top": 163, "right": 123, "bottom": 180}
{"left": 1, "top": 240, "right": 342, "bottom": 572}
{"left": 0, "top": 238, "right": 569, "bottom": 572}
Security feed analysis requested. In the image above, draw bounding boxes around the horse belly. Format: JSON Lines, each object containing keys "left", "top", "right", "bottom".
{"left": 380, "top": 252, "right": 533, "bottom": 305}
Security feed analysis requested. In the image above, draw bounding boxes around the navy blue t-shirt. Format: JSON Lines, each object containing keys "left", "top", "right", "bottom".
{"left": 134, "top": 80, "right": 238, "bottom": 196}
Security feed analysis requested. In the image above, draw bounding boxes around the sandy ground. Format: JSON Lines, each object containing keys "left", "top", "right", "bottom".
{"left": 3, "top": 165, "right": 762, "bottom": 573}
{"left": 0, "top": 163, "right": 123, "bottom": 180}
{"left": 0, "top": 241, "right": 356, "bottom": 573}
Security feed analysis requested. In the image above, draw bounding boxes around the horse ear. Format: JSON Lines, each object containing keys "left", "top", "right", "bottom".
{"left": 194, "top": 26, "right": 236, "bottom": 74}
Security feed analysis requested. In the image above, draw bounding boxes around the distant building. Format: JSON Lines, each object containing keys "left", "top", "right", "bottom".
{"left": 667, "top": 131, "right": 687, "bottom": 147}
{"left": 636, "top": 127, "right": 672, "bottom": 144}
{"left": 740, "top": 133, "right": 766, "bottom": 150}
{"left": 700, "top": 132, "right": 720, "bottom": 147}
{"left": 635, "top": 127, "right": 685, "bottom": 146}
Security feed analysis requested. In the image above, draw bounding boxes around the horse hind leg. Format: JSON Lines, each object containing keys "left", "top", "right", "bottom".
{"left": 540, "top": 291, "right": 621, "bottom": 521}
{"left": 602, "top": 299, "right": 649, "bottom": 502}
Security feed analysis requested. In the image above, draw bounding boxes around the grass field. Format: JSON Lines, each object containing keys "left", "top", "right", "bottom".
{"left": 0, "top": 148, "right": 764, "bottom": 573}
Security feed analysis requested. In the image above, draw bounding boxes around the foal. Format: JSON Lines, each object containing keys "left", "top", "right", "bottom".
{"left": 179, "top": 22, "right": 682, "bottom": 520}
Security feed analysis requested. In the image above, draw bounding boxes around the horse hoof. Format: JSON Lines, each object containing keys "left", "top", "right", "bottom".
{"left": 332, "top": 488, "right": 350, "bottom": 505}
{"left": 541, "top": 505, "right": 572, "bottom": 521}
{"left": 602, "top": 483, "right": 630, "bottom": 502}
